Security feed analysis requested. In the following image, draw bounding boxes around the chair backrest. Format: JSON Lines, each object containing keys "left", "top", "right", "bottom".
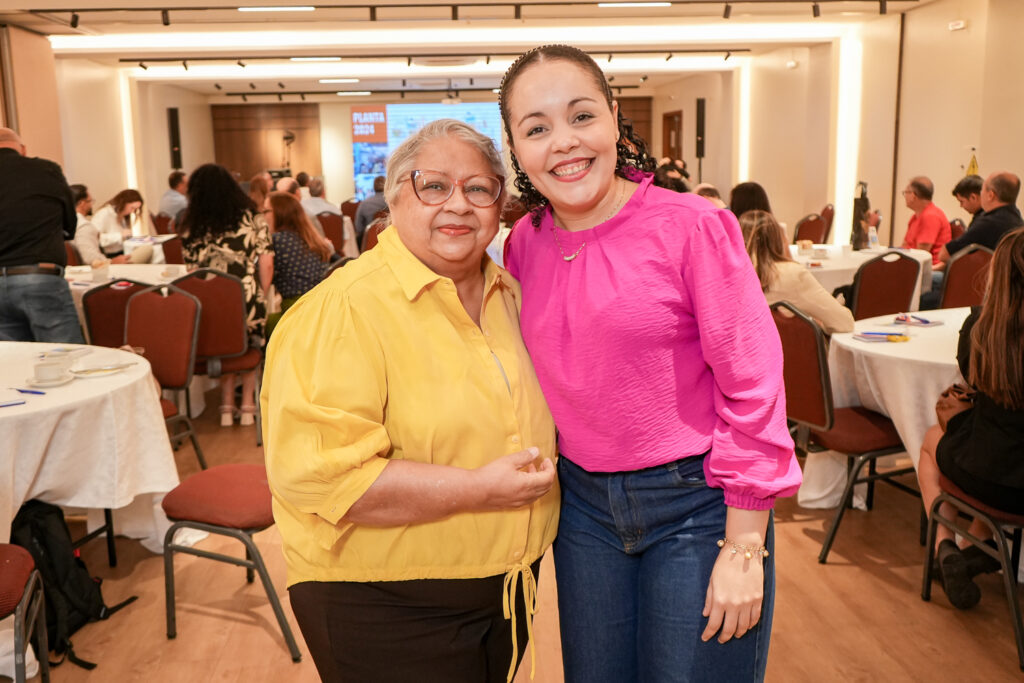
{"left": 770, "top": 301, "right": 834, "bottom": 433}
{"left": 65, "top": 240, "right": 82, "bottom": 267}
{"left": 152, "top": 214, "right": 173, "bottom": 235}
{"left": 340, "top": 200, "right": 359, "bottom": 222}
{"left": 793, "top": 214, "right": 826, "bottom": 244}
{"left": 820, "top": 204, "right": 835, "bottom": 242}
{"left": 949, "top": 217, "right": 966, "bottom": 241}
{"left": 162, "top": 236, "right": 185, "bottom": 264}
{"left": 940, "top": 244, "right": 993, "bottom": 309}
{"left": 325, "top": 257, "right": 355, "bottom": 277}
{"left": 361, "top": 218, "right": 388, "bottom": 252}
{"left": 81, "top": 279, "right": 150, "bottom": 347}
{"left": 848, "top": 251, "right": 922, "bottom": 320}
{"left": 125, "top": 285, "right": 201, "bottom": 391}
{"left": 171, "top": 268, "right": 249, "bottom": 360}
{"left": 317, "top": 212, "right": 345, "bottom": 254}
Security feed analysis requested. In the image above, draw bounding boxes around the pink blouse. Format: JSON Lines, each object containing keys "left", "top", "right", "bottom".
{"left": 504, "top": 176, "right": 801, "bottom": 510}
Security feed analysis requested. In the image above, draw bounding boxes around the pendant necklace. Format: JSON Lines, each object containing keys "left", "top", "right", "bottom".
{"left": 551, "top": 179, "right": 625, "bottom": 262}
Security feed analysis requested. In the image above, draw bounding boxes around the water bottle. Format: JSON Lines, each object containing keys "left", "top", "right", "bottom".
{"left": 868, "top": 225, "right": 880, "bottom": 250}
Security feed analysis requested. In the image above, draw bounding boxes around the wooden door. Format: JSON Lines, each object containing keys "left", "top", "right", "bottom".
{"left": 662, "top": 110, "right": 682, "bottom": 160}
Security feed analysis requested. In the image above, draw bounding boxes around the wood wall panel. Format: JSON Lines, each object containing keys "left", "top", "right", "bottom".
{"left": 618, "top": 96, "right": 652, "bottom": 153}
{"left": 212, "top": 103, "right": 321, "bottom": 180}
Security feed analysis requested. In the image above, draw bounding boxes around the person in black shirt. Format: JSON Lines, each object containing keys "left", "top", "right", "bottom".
{"left": 950, "top": 174, "right": 983, "bottom": 228}
{"left": 0, "top": 127, "right": 84, "bottom": 342}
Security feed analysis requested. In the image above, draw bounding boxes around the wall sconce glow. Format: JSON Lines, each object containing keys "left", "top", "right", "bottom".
{"left": 737, "top": 60, "right": 751, "bottom": 183}
{"left": 598, "top": 2, "right": 671, "bottom": 6}
{"left": 832, "top": 34, "right": 864, "bottom": 245}
{"left": 319, "top": 78, "right": 359, "bottom": 83}
{"left": 337, "top": 91, "right": 372, "bottom": 96}
{"left": 238, "top": 6, "right": 315, "bottom": 11}
{"left": 291, "top": 57, "right": 341, "bottom": 62}
{"left": 118, "top": 70, "right": 138, "bottom": 190}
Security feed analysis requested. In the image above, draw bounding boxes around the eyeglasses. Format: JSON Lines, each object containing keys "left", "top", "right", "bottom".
{"left": 406, "top": 170, "right": 503, "bottom": 208}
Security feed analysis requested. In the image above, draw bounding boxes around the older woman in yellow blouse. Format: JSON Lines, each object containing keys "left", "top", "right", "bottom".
{"left": 261, "top": 118, "right": 559, "bottom": 683}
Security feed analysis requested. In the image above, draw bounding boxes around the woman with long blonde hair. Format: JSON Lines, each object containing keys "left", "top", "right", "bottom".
{"left": 918, "top": 226, "right": 1024, "bottom": 610}
{"left": 739, "top": 210, "right": 853, "bottom": 334}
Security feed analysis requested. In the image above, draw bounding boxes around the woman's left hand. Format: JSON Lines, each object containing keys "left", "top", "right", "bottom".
{"left": 700, "top": 546, "right": 765, "bottom": 643}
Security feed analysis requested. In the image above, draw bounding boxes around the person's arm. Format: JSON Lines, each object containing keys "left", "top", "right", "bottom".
{"left": 258, "top": 252, "right": 273, "bottom": 295}
{"left": 93, "top": 208, "right": 124, "bottom": 250}
{"left": 681, "top": 208, "right": 802, "bottom": 643}
{"left": 791, "top": 267, "right": 855, "bottom": 334}
{"left": 74, "top": 223, "right": 106, "bottom": 265}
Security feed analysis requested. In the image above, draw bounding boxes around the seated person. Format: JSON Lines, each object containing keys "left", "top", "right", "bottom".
{"left": 917, "top": 226, "right": 1024, "bottom": 610}
{"left": 938, "top": 171, "right": 1022, "bottom": 267}
{"left": 71, "top": 184, "right": 151, "bottom": 265}
{"left": 740, "top": 209, "right": 854, "bottom": 334}
{"left": 729, "top": 181, "right": 773, "bottom": 219}
{"left": 692, "top": 183, "right": 727, "bottom": 209}
{"left": 652, "top": 158, "right": 690, "bottom": 193}
{"left": 266, "top": 191, "right": 331, "bottom": 320}
{"left": 92, "top": 189, "right": 153, "bottom": 261}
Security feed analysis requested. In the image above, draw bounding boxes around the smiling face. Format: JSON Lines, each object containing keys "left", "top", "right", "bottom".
{"left": 505, "top": 58, "right": 621, "bottom": 228}
{"left": 389, "top": 135, "right": 502, "bottom": 280}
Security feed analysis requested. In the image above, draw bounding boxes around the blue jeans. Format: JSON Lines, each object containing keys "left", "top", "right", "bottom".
{"left": 0, "top": 274, "right": 85, "bottom": 343}
{"left": 554, "top": 454, "right": 775, "bottom": 683}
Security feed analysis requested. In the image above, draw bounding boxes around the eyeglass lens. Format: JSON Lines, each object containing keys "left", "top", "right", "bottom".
{"left": 412, "top": 171, "right": 501, "bottom": 207}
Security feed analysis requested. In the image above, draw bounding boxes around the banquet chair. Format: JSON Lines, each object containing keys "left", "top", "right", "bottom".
{"left": 938, "top": 244, "right": 993, "bottom": 309}
{"left": 0, "top": 544, "right": 49, "bottom": 683}
{"left": 152, "top": 213, "right": 173, "bottom": 235}
{"left": 81, "top": 279, "right": 149, "bottom": 347}
{"left": 161, "top": 464, "right": 301, "bottom": 663}
{"left": 820, "top": 203, "right": 835, "bottom": 243}
{"left": 317, "top": 212, "right": 346, "bottom": 254}
{"left": 793, "top": 214, "right": 826, "bottom": 244}
{"left": 922, "top": 474, "right": 1024, "bottom": 670}
{"left": 161, "top": 236, "right": 185, "bottom": 265}
{"left": 125, "top": 285, "right": 207, "bottom": 470}
{"left": 361, "top": 212, "right": 390, "bottom": 252}
{"left": 949, "top": 217, "right": 966, "bottom": 241}
{"left": 64, "top": 241, "right": 82, "bottom": 267}
{"left": 172, "top": 268, "right": 263, "bottom": 445}
{"left": 770, "top": 301, "right": 918, "bottom": 563}
{"left": 847, "top": 251, "right": 921, "bottom": 320}
{"left": 340, "top": 199, "right": 359, "bottom": 223}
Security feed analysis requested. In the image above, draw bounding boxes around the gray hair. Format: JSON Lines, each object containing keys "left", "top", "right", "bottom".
{"left": 384, "top": 118, "right": 504, "bottom": 206}
{"left": 308, "top": 176, "right": 325, "bottom": 197}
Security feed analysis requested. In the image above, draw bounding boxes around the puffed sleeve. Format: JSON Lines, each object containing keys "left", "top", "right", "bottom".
{"left": 681, "top": 208, "right": 802, "bottom": 509}
{"left": 261, "top": 287, "right": 392, "bottom": 550}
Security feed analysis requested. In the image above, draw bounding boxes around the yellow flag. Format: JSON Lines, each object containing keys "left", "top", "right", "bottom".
{"left": 966, "top": 152, "right": 979, "bottom": 176}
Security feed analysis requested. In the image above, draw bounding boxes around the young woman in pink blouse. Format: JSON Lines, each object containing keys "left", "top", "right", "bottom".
{"left": 499, "top": 45, "right": 802, "bottom": 682}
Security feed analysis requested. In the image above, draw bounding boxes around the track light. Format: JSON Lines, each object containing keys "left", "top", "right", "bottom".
{"left": 300, "top": 93, "right": 306, "bottom": 101}
{"left": 70, "top": 12, "right": 79, "bottom": 28}
{"left": 237, "top": 60, "right": 246, "bottom": 68}
{"left": 514, "top": 4, "right": 521, "bottom": 19}
{"left": 138, "top": 61, "right": 147, "bottom": 70}
{"left": 249, "top": 82, "right": 257, "bottom": 90}
{"left": 277, "top": 93, "right": 283, "bottom": 101}
{"left": 812, "top": 2, "right": 820, "bottom": 17}
{"left": 278, "top": 82, "right": 286, "bottom": 89}
{"left": 241, "top": 94, "right": 248, "bottom": 102}
{"left": 485, "top": 55, "right": 491, "bottom": 64}
{"left": 607, "top": 53, "right": 613, "bottom": 62}
{"left": 182, "top": 60, "right": 188, "bottom": 70}
{"left": 369, "top": 6, "right": 377, "bottom": 20}
{"left": 214, "top": 83, "right": 222, "bottom": 90}
{"left": 723, "top": 3, "right": 731, "bottom": 19}
{"left": 608, "top": 75, "right": 615, "bottom": 82}
{"left": 640, "top": 75, "right": 648, "bottom": 82}
{"left": 724, "top": 51, "right": 732, "bottom": 61}
{"left": 879, "top": 0, "right": 887, "bottom": 14}
{"left": 161, "top": 9, "right": 170, "bottom": 26}
{"left": 665, "top": 53, "right": 673, "bottom": 61}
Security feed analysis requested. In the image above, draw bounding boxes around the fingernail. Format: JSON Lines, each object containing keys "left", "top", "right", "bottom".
{"left": 528, "top": 447, "right": 539, "bottom": 456}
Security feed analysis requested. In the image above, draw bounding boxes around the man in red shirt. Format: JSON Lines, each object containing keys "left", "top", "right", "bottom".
{"left": 900, "top": 176, "right": 951, "bottom": 265}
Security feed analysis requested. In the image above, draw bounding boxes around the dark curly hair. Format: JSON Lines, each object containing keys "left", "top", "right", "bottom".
{"left": 177, "top": 163, "right": 257, "bottom": 242}
{"left": 498, "top": 44, "right": 655, "bottom": 227}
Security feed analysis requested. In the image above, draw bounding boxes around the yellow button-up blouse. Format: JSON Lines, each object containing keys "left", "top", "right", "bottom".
{"left": 261, "top": 227, "right": 559, "bottom": 587}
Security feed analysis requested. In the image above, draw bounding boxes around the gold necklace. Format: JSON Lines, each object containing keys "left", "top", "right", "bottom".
{"left": 551, "top": 180, "right": 625, "bottom": 262}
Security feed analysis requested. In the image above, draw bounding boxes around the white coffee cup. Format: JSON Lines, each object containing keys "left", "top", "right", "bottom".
{"left": 34, "top": 361, "right": 67, "bottom": 383}
{"left": 841, "top": 244, "right": 854, "bottom": 256}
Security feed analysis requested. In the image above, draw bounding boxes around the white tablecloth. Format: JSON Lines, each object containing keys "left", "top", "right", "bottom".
{"left": 788, "top": 245, "right": 933, "bottom": 311}
{"left": 797, "top": 307, "right": 970, "bottom": 508}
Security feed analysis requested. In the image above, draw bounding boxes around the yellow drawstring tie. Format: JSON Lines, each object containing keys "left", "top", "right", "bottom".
{"left": 502, "top": 561, "right": 538, "bottom": 683}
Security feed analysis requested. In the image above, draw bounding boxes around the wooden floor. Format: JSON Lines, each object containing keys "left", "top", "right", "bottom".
{"left": 11, "top": 392, "right": 1023, "bottom": 682}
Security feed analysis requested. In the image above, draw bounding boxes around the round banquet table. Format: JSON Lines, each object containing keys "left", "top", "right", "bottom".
{"left": 796, "top": 307, "right": 971, "bottom": 508}
{"left": 788, "top": 244, "right": 933, "bottom": 310}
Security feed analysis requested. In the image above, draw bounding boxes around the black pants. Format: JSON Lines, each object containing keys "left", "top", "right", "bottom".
{"left": 289, "top": 561, "right": 540, "bottom": 683}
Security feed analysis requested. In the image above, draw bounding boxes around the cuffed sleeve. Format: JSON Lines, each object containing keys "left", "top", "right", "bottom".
{"left": 683, "top": 209, "right": 802, "bottom": 508}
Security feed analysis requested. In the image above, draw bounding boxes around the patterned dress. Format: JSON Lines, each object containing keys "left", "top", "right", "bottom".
{"left": 271, "top": 230, "right": 328, "bottom": 300}
{"left": 181, "top": 210, "right": 273, "bottom": 340}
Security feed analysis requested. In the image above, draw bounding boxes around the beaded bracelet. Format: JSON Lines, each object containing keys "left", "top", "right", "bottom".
{"left": 717, "top": 538, "right": 769, "bottom": 560}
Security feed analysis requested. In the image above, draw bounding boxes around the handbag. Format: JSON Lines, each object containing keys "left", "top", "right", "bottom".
{"left": 935, "top": 383, "right": 976, "bottom": 432}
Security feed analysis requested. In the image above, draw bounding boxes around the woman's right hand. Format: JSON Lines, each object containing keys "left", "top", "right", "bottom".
{"left": 474, "top": 447, "right": 555, "bottom": 510}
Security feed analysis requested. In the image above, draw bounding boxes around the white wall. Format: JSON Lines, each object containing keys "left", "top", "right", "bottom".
{"left": 134, "top": 81, "right": 215, "bottom": 211}
{"left": 978, "top": 0, "right": 1024, "bottom": 176}
{"left": 318, "top": 102, "right": 356, "bottom": 205}
{"left": 652, "top": 71, "right": 734, "bottom": 193}
{"left": 54, "top": 58, "right": 128, "bottom": 204}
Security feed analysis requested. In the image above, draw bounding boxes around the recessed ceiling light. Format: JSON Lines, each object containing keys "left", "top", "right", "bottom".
{"left": 238, "top": 6, "right": 315, "bottom": 12}
{"left": 291, "top": 56, "right": 341, "bottom": 62}
{"left": 336, "top": 91, "right": 372, "bottom": 96}
{"left": 598, "top": 2, "right": 670, "bottom": 6}
{"left": 319, "top": 78, "right": 359, "bottom": 83}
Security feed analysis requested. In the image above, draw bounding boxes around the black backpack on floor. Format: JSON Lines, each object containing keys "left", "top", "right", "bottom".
{"left": 10, "top": 499, "right": 137, "bottom": 670}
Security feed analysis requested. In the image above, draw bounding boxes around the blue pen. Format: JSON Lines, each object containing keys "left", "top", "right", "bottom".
{"left": 12, "top": 388, "right": 45, "bottom": 395}
{"left": 859, "top": 331, "right": 897, "bottom": 336}
{"left": 912, "top": 314, "right": 930, "bottom": 324}
{"left": 0, "top": 400, "right": 26, "bottom": 408}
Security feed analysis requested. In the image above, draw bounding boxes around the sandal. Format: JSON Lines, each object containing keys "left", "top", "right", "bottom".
{"left": 219, "top": 404, "right": 236, "bottom": 427}
{"left": 239, "top": 405, "right": 257, "bottom": 426}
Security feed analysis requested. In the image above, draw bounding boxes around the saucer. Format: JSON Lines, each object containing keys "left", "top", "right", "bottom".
{"left": 26, "top": 374, "right": 74, "bottom": 388}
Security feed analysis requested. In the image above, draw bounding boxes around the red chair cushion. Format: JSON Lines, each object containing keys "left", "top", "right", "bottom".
{"left": 161, "top": 397, "right": 179, "bottom": 419}
{"left": 0, "top": 544, "right": 35, "bottom": 619}
{"left": 162, "top": 464, "right": 273, "bottom": 529}
{"left": 195, "top": 347, "right": 262, "bottom": 376}
{"left": 811, "top": 406, "right": 903, "bottom": 454}
{"left": 939, "top": 474, "right": 1024, "bottom": 527}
